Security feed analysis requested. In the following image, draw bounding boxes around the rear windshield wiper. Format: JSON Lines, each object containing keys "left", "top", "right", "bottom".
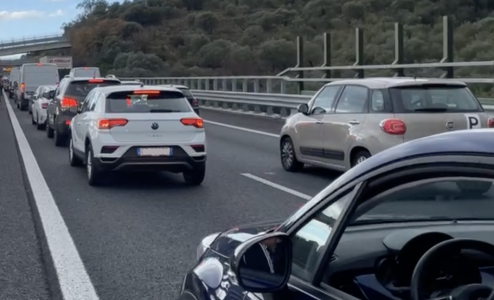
{"left": 414, "top": 108, "right": 448, "bottom": 112}
{"left": 149, "top": 109, "right": 174, "bottom": 113}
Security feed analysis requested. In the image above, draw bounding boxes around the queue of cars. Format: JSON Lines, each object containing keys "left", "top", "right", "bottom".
{"left": 8, "top": 64, "right": 205, "bottom": 186}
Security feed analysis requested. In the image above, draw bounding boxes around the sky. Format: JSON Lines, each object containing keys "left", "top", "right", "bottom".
{"left": 0, "top": 0, "right": 123, "bottom": 59}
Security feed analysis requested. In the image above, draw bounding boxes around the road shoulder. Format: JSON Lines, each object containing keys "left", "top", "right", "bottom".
{"left": 0, "top": 94, "right": 51, "bottom": 299}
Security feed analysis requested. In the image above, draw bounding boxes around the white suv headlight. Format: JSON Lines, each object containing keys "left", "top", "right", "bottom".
{"left": 196, "top": 232, "right": 220, "bottom": 261}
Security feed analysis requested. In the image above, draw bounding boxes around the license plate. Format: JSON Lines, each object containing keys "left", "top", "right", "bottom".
{"left": 136, "top": 147, "right": 172, "bottom": 156}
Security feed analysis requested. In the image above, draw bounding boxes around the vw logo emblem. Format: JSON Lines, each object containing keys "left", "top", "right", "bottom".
{"left": 151, "top": 123, "right": 159, "bottom": 130}
{"left": 446, "top": 121, "right": 455, "bottom": 130}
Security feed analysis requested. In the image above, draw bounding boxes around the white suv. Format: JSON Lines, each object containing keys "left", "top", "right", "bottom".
{"left": 68, "top": 85, "right": 206, "bottom": 186}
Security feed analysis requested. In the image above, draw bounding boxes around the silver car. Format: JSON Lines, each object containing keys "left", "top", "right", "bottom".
{"left": 280, "top": 77, "right": 493, "bottom": 172}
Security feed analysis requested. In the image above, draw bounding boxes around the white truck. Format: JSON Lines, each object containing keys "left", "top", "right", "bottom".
{"left": 39, "top": 56, "right": 73, "bottom": 69}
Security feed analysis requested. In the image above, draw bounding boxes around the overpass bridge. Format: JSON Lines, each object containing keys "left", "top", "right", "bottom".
{"left": 0, "top": 58, "right": 36, "bottom": 67}
{"left": 0, "top": 33, "right": 71, "bottom": 56}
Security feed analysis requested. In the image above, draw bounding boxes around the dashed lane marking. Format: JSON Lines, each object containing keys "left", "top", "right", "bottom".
{"left": 204, "top": 120, "right": 279, "bottom": 138}
{"left": 241, "top": 173, "right": 312, "bottom": 200}
{"left": 3, "top": 91, "right": 99, "bottom": 300}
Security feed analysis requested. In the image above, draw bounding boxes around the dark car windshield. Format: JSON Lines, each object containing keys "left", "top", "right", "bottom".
{"left": 390, "top": 85, "right": 483, "bottom": 113}
{"left": 352, "top": 178, "right": 494, "bottom": 225}
{"left": 65, "top": 79, "right": 120, "bottom": 101}
{"left": 106, "top": 90, "right": 191, "bottom": 113}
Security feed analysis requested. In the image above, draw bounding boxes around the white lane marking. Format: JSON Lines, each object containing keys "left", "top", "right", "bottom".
{"left": 3, "top": 91, "right": 99, "bottom": 300}
{"left": 204, "top": 120, "right": 279, "bottom": 138}
{"left": 241, "top": 173, "right": 312, "bottom": 200}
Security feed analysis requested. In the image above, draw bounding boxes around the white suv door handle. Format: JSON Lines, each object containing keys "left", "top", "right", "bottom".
{"left": 316, "top": 121, "right": 323, "bottom": 124}
{"left": 76, "top": 122, "right": 81, "bottom": 125}
{"left": 349, "top": 120, "right": 360, "bottom": 125}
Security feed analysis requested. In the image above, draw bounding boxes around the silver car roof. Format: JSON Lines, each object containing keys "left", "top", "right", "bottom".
{"left": 325, "top": 77, "right": 467, "bottom": 89}
{"left": 161, "top": 84, "right": 189, "bottom": 89}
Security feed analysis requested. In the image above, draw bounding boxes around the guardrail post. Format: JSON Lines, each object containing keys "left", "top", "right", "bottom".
{"left": 205, "top": 79, "right": 210, "bottom": 90}
{"left": 253, "top": 79, "right": 259, "bottom": 93}
{"left": 393, "top": 23, "right": 404, "bottom": 77}
{"left": 354, "top": 28, "right": 364, "bottom": 78}
{"left": 213, "top": 79, "right": 218, "bottom": 90}
{"left": 231, "top": 79, "right": 237, "bottom": 91}
{"left": 242, "top": 79, "right": 248, "bottom": 92}
{"left": 440, "top": 15, "right": 454, "bottom": 78}
{"left": 280, "top": 80, "right": 286, "bottom": 93}
{"left": 322, "top": 32, "right": 332, "bottom": 78}
{"left": 296, "top": 36, "right": 304, "bottom": 93}
{"left": 222, "top": 78, "right": 227, "bottom": 91}
{"left": 266, "top": 79, "right": 272, "bottom": 93}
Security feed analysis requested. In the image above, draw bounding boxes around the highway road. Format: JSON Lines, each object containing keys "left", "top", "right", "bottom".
{"left": 0, "top": 95, "right": 340, "bottom": 299}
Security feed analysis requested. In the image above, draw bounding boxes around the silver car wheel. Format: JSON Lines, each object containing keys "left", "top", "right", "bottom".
{"left": 281, "top": 140, "right": 294, "bottom": 167}
{"left": 87, "top": 149, "right": 92, "bottom": 179}
{"left": 356, "top": 156, "right": 367, "bottom": 164}
{"left": 69, "top": 139, "right": 74, "bottom": 160}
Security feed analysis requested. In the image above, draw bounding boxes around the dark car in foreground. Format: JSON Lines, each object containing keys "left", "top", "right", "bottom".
{"left": 179, "top": 129, "right": 494, "bottom": 300}
{"left": 162, "top": 84, "right": 200, "bottom": 115}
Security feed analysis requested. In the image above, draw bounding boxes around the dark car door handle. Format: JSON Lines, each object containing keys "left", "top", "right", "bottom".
{"left": 349, "top": 120, "right": 360, "bottom": 125}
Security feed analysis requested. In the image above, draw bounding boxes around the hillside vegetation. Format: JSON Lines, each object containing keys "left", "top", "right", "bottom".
{"left": 62, "top": 0, "right": 494, "bottom": 83}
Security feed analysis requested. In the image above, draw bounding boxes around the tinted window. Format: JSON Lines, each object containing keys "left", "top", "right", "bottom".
{"left": 311, "top": 86, "right": 341, "bottom": 114}
{"left": 335, "top": 85, "right": 368, "bottom": 113}
{"left": 72, "top": 68, "right": 100, "bottom": 78}
{"left": 177, "top": 88, "right": 193, "bottom": 98}
{"left": 390, "top": 85, "right": 482, "bottom": 113}
{"left": 106, "top": 90, "right": 191, "bottom": 113}
{"left": 291, "top": 191, "right": 352, "bottom": 279}
{"left": 65, "top": 80, "right": 120, "bottom": 101}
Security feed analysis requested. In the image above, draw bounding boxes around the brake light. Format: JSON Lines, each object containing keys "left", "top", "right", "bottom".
{"left": 84, "top": 67, "right": 88, "bottom": 70}
{"left": 133, "top": 90, "right": 159, "bottom": 94}
{"left": 61, "top": 97, "right": 77, "bottom": 108}
{"left": 192, "top": 97, "right": 198, "bottom": 106}
{"left": 20, "top": 83, "right": 25, "bottom": 91}
{"left": 488, "top": 118, "right": 494, "bottom": 128}
{"left": 65, "top": 120, "right": 71, "bottom": 125}
{"left": 88, "top": 79, "right": 103, "bottom": 83}
{"left": 37, "top": 63, "right": 42, "bottom": 66}
{"left": 181, "top": 118, "right": 203, "bottom": 128}
{"left": 379, "top": 119, "right": 406, "bottom": 134}
{"left": 41, "top": 103, "right": 48, "bottom": 109}
{"left": 97, "top": 118, "right": 128, "bottom": 129}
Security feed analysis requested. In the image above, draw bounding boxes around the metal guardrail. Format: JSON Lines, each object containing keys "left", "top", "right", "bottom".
{"left": 121, "top": 76, "right": 494, "bottom": 117}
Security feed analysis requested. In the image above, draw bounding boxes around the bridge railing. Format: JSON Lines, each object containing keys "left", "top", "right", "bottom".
{"left": 0, "top": 33, "right": 67, "bottom": 49}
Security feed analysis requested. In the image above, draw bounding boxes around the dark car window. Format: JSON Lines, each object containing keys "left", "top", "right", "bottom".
{"left": 177, "top": 88, "right": 193, "bottom": 98}
{"left": 390, "top": 85, "right": 482, "bottom": 113}
{"left": 64, "top": 79, "right": 120, "bottom": 102}
{"left": 290, "top": 190, "right": 352, "bottom": 280}
{"left": 106, "top": 90, "right": 191, "bottom": 113}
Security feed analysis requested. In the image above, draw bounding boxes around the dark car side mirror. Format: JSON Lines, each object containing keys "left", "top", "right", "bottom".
{"left": 77, "top": 105, "right": 83, "bottom": 113}
{"left": 297, "top": 103, "right": 309, "bottom": 115}
{"left": 231, "top": 232, "right": 292, "bottom": 293}
{"left": 48, "top": 91, "right": 55, "bottom": 99}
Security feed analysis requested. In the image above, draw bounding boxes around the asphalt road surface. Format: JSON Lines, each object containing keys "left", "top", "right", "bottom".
{"left": 0, "top": 97, "right": 339, "bottom": 299}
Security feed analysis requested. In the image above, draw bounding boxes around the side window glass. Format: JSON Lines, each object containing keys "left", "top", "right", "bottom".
{"left": 88, "top": 93, "right": 100, "bottom": 111}
{"left": 291, "top": 191, "right": 353, "bottom": 279}
{"left": 370, "top": 89, "right": 390, "bottom": 113}
{"left": 311, "top": 86, "right": 341, "bottom": 114}
{"left": 94, "top": 94, "right": 105, "bottom": 112}
{"left": 81, "top": 91, "right": 94, "bottom": 112}
{"left": 335, "top": 86, "right": 369, "bottom": 113}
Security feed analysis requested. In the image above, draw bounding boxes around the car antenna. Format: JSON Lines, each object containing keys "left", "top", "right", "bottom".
{"left": 140, "top": 82, "right": 144, "bottom": 88}
{"left": 93, "top": 70, "right": 96, "bottom": 79}
{"left": 413, "top": 75, "right": 417, "bottom": 80}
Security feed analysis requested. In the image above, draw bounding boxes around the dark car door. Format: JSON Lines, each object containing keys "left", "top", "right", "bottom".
{"left": 47, "top": 79, "right": 66, "bottom": 128}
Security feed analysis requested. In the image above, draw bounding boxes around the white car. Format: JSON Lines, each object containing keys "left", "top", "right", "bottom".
{"left": 68, "top": 85, "right": 206, "bottom": 186}
{"left": 31, "top": 85, "right": 56, "bottom": 130}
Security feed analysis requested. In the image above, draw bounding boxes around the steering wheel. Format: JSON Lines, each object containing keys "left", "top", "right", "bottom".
{"left": 411, "top": 239, "right": 494, "bottom": 300}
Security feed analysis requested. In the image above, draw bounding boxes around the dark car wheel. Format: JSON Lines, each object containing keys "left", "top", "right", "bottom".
{"left": 280, "top": 136, "right": 303, "bottom": 172}
{"left": 54, "top": 125, "right": 67, "bottom": 147}
{"left": 351, "top": 150, "right": 371, "bottom": 168}
{"left": 46, "top": 121, "right": 54, "bottom": 138}
{"left": 36, "top": 116, "right": 45, "bottom": 130}
{"left": 183, "top": 162, "right": 205, "bottom": 185}
{"left": 456, "top": 181, "right": 492, "bottom": 196}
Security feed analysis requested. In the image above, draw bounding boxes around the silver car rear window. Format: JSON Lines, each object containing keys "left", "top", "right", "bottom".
{"left": 389, "top": 85, "right": 483, "bottom": 113}
{"left": 106, "top": 90, "right": 191, "bottom": 113}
